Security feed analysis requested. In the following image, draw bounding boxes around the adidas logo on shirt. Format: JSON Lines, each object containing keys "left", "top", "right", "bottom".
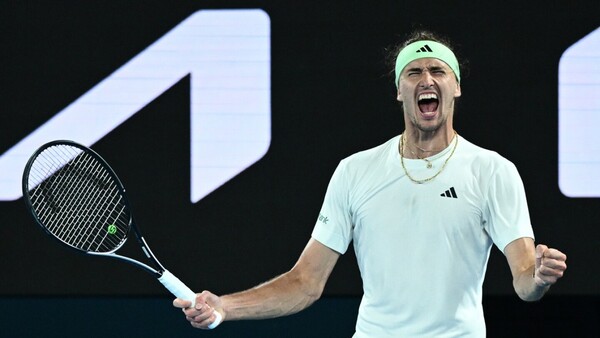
{"left": 441, "top": 187, "right": 458, "bottom": 199}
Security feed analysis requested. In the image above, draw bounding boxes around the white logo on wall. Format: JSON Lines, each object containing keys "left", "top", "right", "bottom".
{"left": 559, "top": 27, "right": 600, "bottom": 197}
{"left": 0, "top": 9, "right": 271, "bottom": 202}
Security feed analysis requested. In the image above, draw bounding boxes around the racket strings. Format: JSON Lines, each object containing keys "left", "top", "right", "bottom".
{"left": 55, "top": 155, "right": 127, "bottom": 251}
{"left": 27, "top": 145, "right": 130, "bottom": 253}
{"left": 51, "top": 162, "right": 120, "bottom": 251}
{"left": 33, "top": 151, "right": 127, "bottom": 252}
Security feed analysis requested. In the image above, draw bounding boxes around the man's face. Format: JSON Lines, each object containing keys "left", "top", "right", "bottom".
{"left": 396, "top": 57, "right": 461, "bottom": 133}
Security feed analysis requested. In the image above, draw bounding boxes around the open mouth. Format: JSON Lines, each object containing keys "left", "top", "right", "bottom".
{"left": 418, "top": 93, "right": 439, "bottom": 115}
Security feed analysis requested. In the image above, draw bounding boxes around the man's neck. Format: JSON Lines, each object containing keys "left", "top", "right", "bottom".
{"left": 401, "top": 127, "right": 456, "bottom": 159}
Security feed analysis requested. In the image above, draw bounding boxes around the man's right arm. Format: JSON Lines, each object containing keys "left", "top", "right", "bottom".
{"left": 173, "top": 238, "right": 340, "bottom": 329}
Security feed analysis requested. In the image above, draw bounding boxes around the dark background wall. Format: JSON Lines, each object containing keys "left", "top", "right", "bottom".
{"left": 0, "top": 0, "right": 598, "bottom": 336}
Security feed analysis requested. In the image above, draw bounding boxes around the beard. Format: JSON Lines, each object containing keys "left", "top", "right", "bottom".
{"left": 402, "top": 100, "right": 453, "bottom": 134}
{"left": 413, "top": 116, "right": 446, "bottom": 132}
{"left": 405, "top": 109, "right": 448, "bottom": 134}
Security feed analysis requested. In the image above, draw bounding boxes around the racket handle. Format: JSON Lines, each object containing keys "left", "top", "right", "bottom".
{"left": 159, "top": 270, "right": 223, "bottom": 329}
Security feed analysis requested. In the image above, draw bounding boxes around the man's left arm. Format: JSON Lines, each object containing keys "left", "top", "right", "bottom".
{"left": 504, "top": 237, "right": 567, "bottom": 301}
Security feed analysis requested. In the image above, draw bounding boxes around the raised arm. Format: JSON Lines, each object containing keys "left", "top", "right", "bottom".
{"left": 504, "top": 237, "right": 567, "bottom": 302}
{"left": 173, "top": 238, "right": 340, "bottom": 329}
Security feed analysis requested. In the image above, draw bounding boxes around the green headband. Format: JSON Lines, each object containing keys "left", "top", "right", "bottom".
{"left": 394, "top": 40, "right": 460, "bottom": 88}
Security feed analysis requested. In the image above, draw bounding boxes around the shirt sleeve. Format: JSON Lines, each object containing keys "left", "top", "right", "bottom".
{"left": 483, "top": 158, "right": 535, "bottom": 252}
{"left": 311, "top": 160, "right": 354, "bottom": 254}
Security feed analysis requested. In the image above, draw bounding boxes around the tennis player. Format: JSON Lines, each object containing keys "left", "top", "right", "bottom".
{"left": 174, "top": 30, "right": 567, "bottom": 337}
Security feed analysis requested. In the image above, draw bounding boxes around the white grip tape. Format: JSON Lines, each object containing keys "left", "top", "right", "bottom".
{"left": 158, "top": 270, "right": 223, "bottom": 329}
{"left": 158, "top": 270, "right": 196, "bottom": 305}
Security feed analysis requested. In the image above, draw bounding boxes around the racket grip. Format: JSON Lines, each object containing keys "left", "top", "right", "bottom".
{"left": 159, "top": 270, "right": 223, "bottom": 329}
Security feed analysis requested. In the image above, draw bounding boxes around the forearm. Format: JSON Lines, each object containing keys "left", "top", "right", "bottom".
{"left": 513, "top": 265, "right": 550, "bottom": 302}
{"left": 505, "top": 239, "right": 566, "bottom": 302}
{"left": 221, "top": 269, "right": 322, "bottom": 321}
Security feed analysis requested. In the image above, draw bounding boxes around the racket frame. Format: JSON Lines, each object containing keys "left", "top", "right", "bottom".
{"left": 22, "top": 140, "right": 167, "bottom": 277}
{"left": 22, "top": 140, "right": 223, "bottom": 328}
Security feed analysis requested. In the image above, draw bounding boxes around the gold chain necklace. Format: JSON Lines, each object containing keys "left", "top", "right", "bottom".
{"left": 400, "top": 131, "right": 458, "bottom": 184}
{"left": 406, "top": 147, "right": 433, "bottom": 169}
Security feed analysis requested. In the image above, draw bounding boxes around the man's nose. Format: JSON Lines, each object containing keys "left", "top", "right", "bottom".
{"left": 419, "top": 71, "right": 435, "bottom": 88}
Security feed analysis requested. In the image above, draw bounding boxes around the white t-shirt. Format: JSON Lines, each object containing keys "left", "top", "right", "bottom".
{"left": 312, "top": 135, "right": 534, "bottom": 338}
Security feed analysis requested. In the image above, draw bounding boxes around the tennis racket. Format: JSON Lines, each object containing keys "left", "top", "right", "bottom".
{"left": 22, "top": 140, "right": 222, "bottom": 328}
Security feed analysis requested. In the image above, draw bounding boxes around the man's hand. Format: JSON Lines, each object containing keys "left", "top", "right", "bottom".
{"left": 173, "top": 291, "right": 224, "bottom": 329}
{"left": 534, "top": 244, "right": 567, "bottom": 287}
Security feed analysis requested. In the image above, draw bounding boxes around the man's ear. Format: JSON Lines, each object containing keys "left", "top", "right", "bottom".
{"left": 455, "top": 82, "right": 462, "bottom": 98}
